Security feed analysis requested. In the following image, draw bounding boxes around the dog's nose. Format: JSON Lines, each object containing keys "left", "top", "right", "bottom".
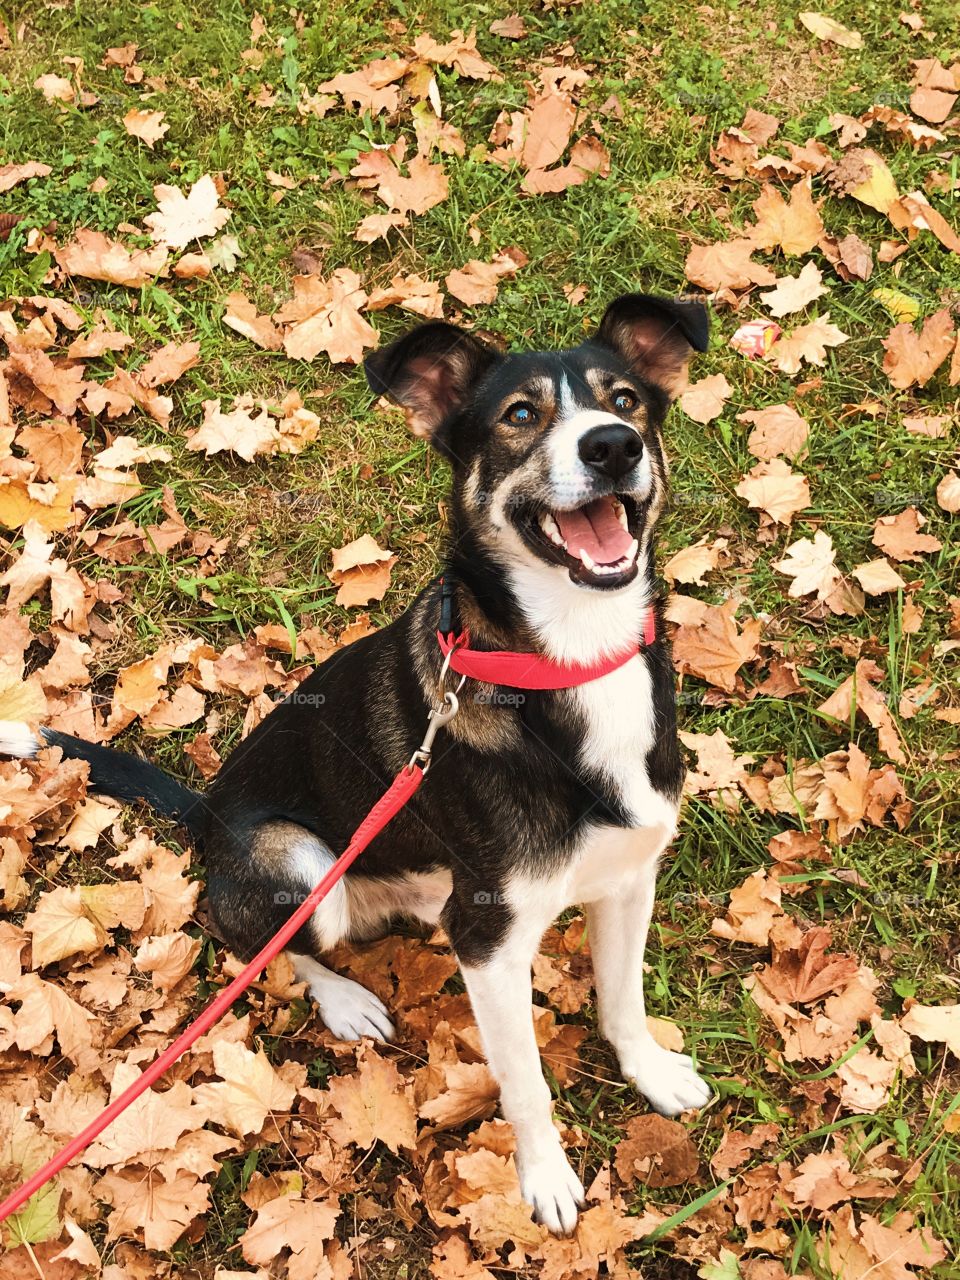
{"left": 577, "top": 424, "right": 643, "bottom": 481}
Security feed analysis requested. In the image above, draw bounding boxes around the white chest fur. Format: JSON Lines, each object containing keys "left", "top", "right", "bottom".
{"left": 570, "top": 654, "right": 678, "bottom": 830}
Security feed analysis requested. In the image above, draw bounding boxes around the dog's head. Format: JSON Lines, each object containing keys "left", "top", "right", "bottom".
{"left": 365, "top": 294, "right": 708, "bottom": 594}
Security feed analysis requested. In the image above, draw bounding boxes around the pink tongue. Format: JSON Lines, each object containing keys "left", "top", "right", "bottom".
{"left": 555, "top": 498, "right": 632, "bottom": 564}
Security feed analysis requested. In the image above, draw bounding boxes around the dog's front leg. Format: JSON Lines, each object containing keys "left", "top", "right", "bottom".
{"left": 586, "top": 862, "right": 712, "bottom": 1116}
{"left": 451, "top": 898, "right": 585, "bottom": 1235}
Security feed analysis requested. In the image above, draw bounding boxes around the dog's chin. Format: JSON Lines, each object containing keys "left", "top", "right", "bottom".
{"left": 513, "top": 492, "right": 648, "bottom": 592}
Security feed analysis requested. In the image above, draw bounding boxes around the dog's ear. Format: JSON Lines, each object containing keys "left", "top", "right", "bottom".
{"left": 365, "top": 322, "right": 500, "bottom": 448}
{"left": 595, "top": 294, "right": 709, "bottom": 399}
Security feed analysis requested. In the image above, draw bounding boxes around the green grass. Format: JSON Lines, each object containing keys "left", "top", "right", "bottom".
{"left": 2, "top": 0, "right": 960, "bottom": 1275}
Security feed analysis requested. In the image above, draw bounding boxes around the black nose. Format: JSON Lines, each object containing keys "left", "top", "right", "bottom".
{"left": 577, "top": 423, "right": 643, "bottom": 481}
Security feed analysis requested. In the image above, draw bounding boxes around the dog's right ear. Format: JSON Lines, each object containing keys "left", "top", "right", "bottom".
{"left": 365, "top": 322, "right": 500, "bottom": 448}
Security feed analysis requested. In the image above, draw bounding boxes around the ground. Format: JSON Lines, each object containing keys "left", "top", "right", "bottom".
{"left": 0, "top": 1, "right": 959, "bottom": 1278}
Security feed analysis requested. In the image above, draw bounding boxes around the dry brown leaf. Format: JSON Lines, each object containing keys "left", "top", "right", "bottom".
{"left": 798, "top": 12, "right": 863, "bottom": 48}
{"left": 445, "top": 249, "right": 525, "bottom": 306}
{"left": 195, "top": 1039, "right": 297, "bottom": 1136}
{"left": 766, "top": 314, "right": 848, "bottom": 375}
{"left": 329, "top": 534, "right": 397, "bottom": 608}
{"left": 186, "top": 398, "right": 277, "bottom": 461}
{"left": 685, "top": 237, "right": 777, "bottom": 291}
{"left": 351, "top": 143, "right": 448, "bottom": 216}
{"left": 881, "top": 309, "right": 955, "bottom": 388}
{"left": 759, "top": 261, "right": 829, "bottom": 317}
{"left": 325, "top": 1045, "right": 417, "bottom": 1153}
{"left": 138, "top": 340, "right": 200, "bottom": 388}
{"left": 737, "top": 403, "right": 809, "bottom": 460}
{"left": 0, "top": 162, "right": 52, "bottom": 192}
{"left": 672, "top": 599, "right": 762, "bottom": 692}
{"left": 750, "top": 178, "right": 825, "bottom": 256}
{"left": 55, "top": 228, "right": 168, "bottom": 286}
{"left": 277, "top": 269, "right": 379, "bottom": 364}
{"left": 663, "top": 537, "right": 726, "bottom": 586}
{"left": 936, "top": 471, "right": 960, "bottom": 513}
{"left": 774, "top": 531, "right": 840, "bottom": 600}
{"left": 122, "top": 108, "right": 169, "bottom": 148}
{"left": 872, "top": 507, "right": 943, "bottom": 562}
{"left": 143, "top": 174, "right": 231, "bottom": 249}
{"left": 818, "top": 658, "right": 906, "bottom": 763}
{"left": 735, "top": 458, "right": 810, "bottom": 525}
{"left": 366, "top": 272, "right": 444, "bottom": 318}
{"left": 318, "top": 55, "right": 409, "bottom": 115}
{"left": 679, "top": 373, "right": 732, "bottom": 424}
{"left": 888, "top": 190, "right": 960, "bottom": 253}
{"left": 222, "top": 292, "right": 283, "bottom": 350}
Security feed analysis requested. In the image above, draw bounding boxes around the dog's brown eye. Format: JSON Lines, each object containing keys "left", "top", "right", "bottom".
{"left": 613, "top": 389, "right": 637, "bottom": 412}
{"left": 505, "top": 402, "right": 538, "bottom": 426}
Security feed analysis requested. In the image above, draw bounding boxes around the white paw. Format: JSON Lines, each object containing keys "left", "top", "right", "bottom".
{"left": 518, "top": 1146, "right": 585, "bottom": 1236}
{"left": 312, "top": 974, "right": 395, "bottom": 1042}
{"left": 619, "top": 1042, "right": 712, "bottom": 1116}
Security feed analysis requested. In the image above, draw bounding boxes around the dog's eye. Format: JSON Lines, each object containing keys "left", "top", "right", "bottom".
{"left": 613, "top": 389, "right": 637, "bottom": 412}
{"left": 505, "top": 402, "right": 538, "bottom": 426}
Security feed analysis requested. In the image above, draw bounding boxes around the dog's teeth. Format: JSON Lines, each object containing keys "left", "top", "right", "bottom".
{"left": 626, "top": 538, "right": 639, "bottom": 562}
{"left": 540, "top": 513, "right": 567, "bottom": 548}
{"left": 615, "top": 501, "right": 628, "bottom": 530}
{"left": 579, "top": 548, "right": 597, "bottom": 571}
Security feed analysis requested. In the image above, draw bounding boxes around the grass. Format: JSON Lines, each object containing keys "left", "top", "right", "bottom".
{"left": 2, "top": 0, "right": 960, "bottom": 1275}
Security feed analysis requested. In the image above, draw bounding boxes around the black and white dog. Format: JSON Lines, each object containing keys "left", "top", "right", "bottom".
{"left": 1, "top": 293, "right": 712, "bottom": 1234}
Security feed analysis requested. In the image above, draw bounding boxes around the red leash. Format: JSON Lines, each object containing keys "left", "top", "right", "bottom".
{"left": 0, "top": 761, "right": 426, "bottom": 1229}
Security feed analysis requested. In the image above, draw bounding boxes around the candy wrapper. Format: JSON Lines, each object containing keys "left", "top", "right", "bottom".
{"left": 731, "top": 319, "right": 781, "bottom": 358}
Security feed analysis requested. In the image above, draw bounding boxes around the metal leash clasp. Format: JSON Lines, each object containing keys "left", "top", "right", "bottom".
{"left": 408, "top": 690, "right": 460, "bottom": 774}
{"left": 407, "top": 642, "right": 467, "bottom": 775}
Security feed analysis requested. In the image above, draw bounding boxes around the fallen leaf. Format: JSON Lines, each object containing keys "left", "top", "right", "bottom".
{"left": 882, "top": 308, "right": 955, "bottom": 390}
{"left": 186, "top": 398, "right": 277, "bottom": 461}
{"left": 122, "top": 108, "right": 169, "bottom": 148}
{"left": 685, "top": 238, "right": 777, "bottom": 291}
{"left": 679, "top": 374, "right": 732, "bottom": 424}
{"left": 0, "top": 162, "right": 52, "bottom": 192}
{"left": 672, "top": 600, "right": 763, "bottom": 692}
{"left": 774, "top": 531, "right": 840, "bottom": 600}
{"left": 329, "top": 534, "right": 397, "bottom": 608}
{"left": 872, "top": 507, "right": 943, "bottom": 562}
{"left": 737, "top": 403, "right": 809, "bottom": 459}
{"left": 798, "top": 12, "right": 863, "bottom": 48}
{"left": 750, "top": 178, "right": 825, "bottom": 256}
{"left": 848, "top": 559, "right": 908, "bottom": 599}
{"left": 735, "top": 458, "right": 811, "bottom": 525}
{"left": 55, "top": 229, "right": 168, "bottom": 287}
{"left": 143, "top": 174, "right": 231, "bottom": 249}
{"left": 325, "top": 1045, "right": 417, "bottom": 1153}
{"left": 767, "top": 313, "right": 848, "bottom": 374}
{"left": 759, "top": 261, "right": 829, "bottom": 317}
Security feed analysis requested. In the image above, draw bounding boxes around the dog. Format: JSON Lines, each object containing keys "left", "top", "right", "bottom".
{"left": 1, "top": 292, "right": 712, "bottom": 1235}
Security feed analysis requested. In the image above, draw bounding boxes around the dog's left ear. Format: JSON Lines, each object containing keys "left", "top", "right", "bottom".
{"left": 365, "top": 322, "right": 500, "bottom": 448}
{"left": 595, "top": 294, "right": 709, "bottom": 399}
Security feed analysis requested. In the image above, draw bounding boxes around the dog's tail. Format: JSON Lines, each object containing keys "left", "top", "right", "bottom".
{"left": 0, "top": 720, "right": 205, "bottom": 838}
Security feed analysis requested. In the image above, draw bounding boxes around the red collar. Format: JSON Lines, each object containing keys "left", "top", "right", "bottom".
{"left": 436, "top": 608, "right": 656, "bottom": 691}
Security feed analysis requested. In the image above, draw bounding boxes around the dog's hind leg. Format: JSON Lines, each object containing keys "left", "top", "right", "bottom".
{"left": 206, "top": 819, "right": 394, "bottom": 1042}
{"left": 586, "top": 863, "right": 711, "bottom": 1116}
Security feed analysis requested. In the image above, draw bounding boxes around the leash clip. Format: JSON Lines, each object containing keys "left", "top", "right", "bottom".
{"left": 408, "top": 691, "right": 460, "bottom": 775}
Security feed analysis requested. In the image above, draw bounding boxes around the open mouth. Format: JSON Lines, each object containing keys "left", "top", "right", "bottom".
{"left": 522, "top": 494, "right": 644, "bottom": 588}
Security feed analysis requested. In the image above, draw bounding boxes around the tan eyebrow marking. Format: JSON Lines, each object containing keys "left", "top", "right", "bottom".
{"left": 495, "top": 375, "right": 556, "bottom": 424}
